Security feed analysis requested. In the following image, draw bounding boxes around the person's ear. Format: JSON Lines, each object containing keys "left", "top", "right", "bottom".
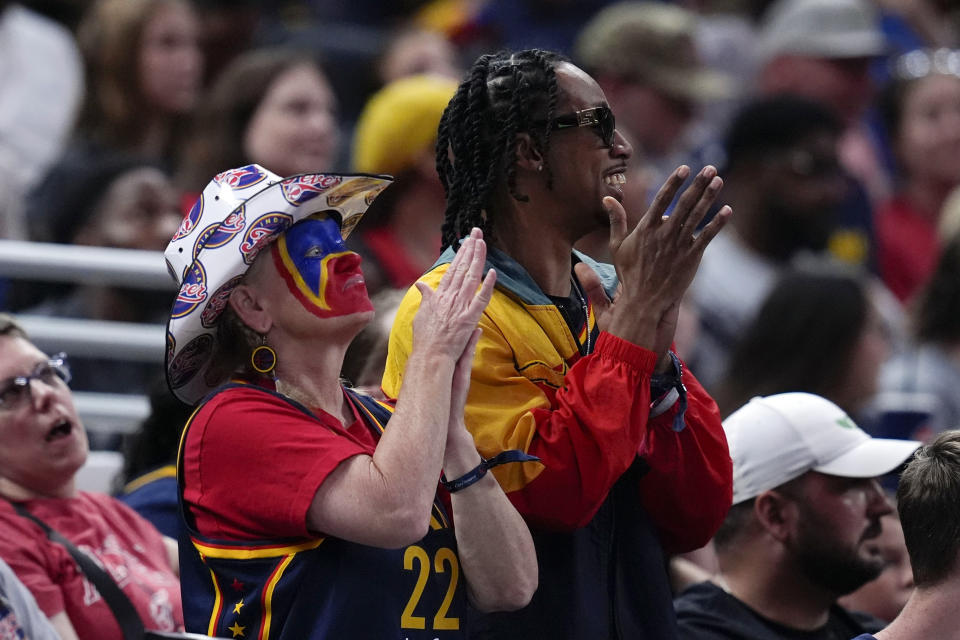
{"left": 514, "top": 132, "right": 545, "bottom": 172}
{"left": 228, "top": 284, "right": 273, "bottom": 335}
{"left": 754, "top": 490, "right": 799, "bottom": 543}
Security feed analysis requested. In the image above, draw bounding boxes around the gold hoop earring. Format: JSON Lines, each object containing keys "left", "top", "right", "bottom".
{"left": 251, "top": 341, "right": 277, "bottom": 377}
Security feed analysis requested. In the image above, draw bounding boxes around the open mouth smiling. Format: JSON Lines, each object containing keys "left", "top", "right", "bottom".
{"left": 603, "top": 172, "right": 626, "bottom": 186}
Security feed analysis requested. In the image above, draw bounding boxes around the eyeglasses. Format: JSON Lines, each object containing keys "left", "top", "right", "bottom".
{"left": 892, "top": 48, "right": 960, "bottom": 81}
{"left": 549, "top": 106, "right": 617, "bottom": 148}
{"left": 0, "top": 353, "right": 71, "bottom": 411}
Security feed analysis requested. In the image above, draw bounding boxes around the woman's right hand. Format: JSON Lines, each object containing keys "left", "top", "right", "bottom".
{"left": 411, "top": 227, "right": 497, "bottom": 360}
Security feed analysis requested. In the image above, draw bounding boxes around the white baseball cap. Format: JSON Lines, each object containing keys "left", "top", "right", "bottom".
{"left": 725, "top": 393, "right": 920, "bottom": 504}
{"left": 756, "top": 0, "right": 886, "bottom": 64}
{"left": 164, "top": 164, "right": 392, "bottom": 404}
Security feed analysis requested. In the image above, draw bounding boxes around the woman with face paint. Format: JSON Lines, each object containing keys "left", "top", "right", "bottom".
{"left": 164, "top": 165, "right": 537, "bottom": 639}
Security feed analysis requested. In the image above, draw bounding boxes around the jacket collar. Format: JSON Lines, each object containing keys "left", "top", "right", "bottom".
{"left": 435, "top": 242, "right": 619, "bottom": 305}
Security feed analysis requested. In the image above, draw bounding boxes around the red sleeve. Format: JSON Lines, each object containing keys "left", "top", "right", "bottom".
{"left": 637, "top": 362, "right": 733, "bottom": 554}
{"left": 182, "top": 387, "right": 371, "bottom": 540}
{"left": 477, "top": 330, "right": 660, "bottom": 530}
{"left": 0, "top": 507, "right": 66, "bottom": 617}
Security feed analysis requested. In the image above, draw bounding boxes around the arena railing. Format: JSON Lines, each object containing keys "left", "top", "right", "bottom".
{"left": 0, "top": 239, "right": 174, "bottom": 436}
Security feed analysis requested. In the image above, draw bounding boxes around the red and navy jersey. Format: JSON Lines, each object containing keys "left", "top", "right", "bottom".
{"left": 177, "top": 385, "right": 468, "bottom": 639}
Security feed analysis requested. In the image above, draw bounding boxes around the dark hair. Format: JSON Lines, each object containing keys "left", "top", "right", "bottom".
{"left": 897, "top": 429, "right": 960, "bottom": 587}
{"left": 76, "top": 0, "right": 194, "bottom": 152}
{"left": 436, "top": 49, "right": 567, "bottom": 248}
{"left": 715, "top": 264, "right": 870, "bottom": 417}
{"left": 205, "top": 303, "right": 260, "bottom": 388}
{"left": 120, "top": 377, "right": 193, "bottom": 484}
{"left": 178, "top": 47, "right": 325, "bottom": 193}
{"left": 712, "top": 499, "right": 757, "bottom": 553}
{"left": 27, "top": 152, "right": 159, "bottom": 244}
{"left": 723, "top": 95, "right": 843, "bottom": 173}
{"left": 915, "top": 234, "right": 960, "bottom": 344}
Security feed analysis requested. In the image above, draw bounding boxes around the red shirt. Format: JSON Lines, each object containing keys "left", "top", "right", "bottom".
{"left": 876, "top": 196, "right": 940, "bottom": 303}
{"left": 181, "top": 384, "right": 374, "bottom": 540}
{"left": 0, "top": 493, "right": 182, "bottom": 639}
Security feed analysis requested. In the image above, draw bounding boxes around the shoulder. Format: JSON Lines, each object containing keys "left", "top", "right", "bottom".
{"left": 674, "top": 582, "right": 767, "bottom": 640}
{"left": 191, "top": 384, "right": 315, "bottom": 435}
{"left": 674, "top": 581, "right": 730, "bottom": 615}
{"left": 77, "top": 492, "right": 158, "bottom": 529}
{"left": 0, "top": 504, "right": 46, "bottom": 552}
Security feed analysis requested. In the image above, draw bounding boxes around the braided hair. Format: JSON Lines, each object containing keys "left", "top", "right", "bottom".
{"left": 437, "top": 49, "right": 567, "bottom": 249}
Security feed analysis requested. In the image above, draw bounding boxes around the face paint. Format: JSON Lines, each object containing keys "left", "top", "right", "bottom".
{"left": 271, "top": 217, "right": 373, "bottom": 318}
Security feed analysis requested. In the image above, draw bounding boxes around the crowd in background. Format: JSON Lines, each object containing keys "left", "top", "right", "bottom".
{"left": 2, "top": 0, "right": 960, "bottom": 636}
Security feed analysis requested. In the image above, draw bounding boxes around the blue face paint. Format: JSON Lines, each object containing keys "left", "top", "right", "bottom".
{"left": 271, "top": 217, "right": 372, "bottom": 318}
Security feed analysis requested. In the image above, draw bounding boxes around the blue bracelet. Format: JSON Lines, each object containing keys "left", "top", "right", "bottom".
{"left": 441, "top": 449, "right": 540, "bottom": 493}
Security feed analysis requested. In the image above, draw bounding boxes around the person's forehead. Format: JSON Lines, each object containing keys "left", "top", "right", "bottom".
{"left": 285, "top": 215, "right": 343, "bottom": 240}
{"left": 804, "top": 470, "right": 878, "bottom": 492}
{"left": 103, "top": 168, "right": 172, "bottom": 205}
{"left": 554, "top": 62, "right": 607, "bottom": 110}
{"left": 767, "top": 129, "right": 839, "bottom": 162}
{"left": 0, "top": 336, "right": 47, "bottom": 378}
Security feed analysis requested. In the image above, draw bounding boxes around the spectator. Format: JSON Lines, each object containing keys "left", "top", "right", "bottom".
{"left": 177, "top": 47, "right": 340, "bottom": 198}
{"left": 167, "top": 165, "right": 536, "bottom": 637}
{"left": 0, "top": 314, "right": 183, "bottom": 640}
{"left": 22, "top": 154, "right": 182, "bottom": 395}
{"left": 675, "top": 392, "right": 919, "bottom": 639}
{"left": 753, "top": 0, "right": 887, "bottom": 279}
{"left": 874, "top": 48, "right": 960, "bottom": 303}
{"left": 383, "top": 49, "right": 733, "bottom": 639}
{"left": 855, "top": 429, "right": 960, "bottom": 640}
{"left": 755, "top": 0, "right": 887, "bottom": 200}
{"left": 689, "top": 95, "right": 848, "bottom": 389}
{"left": 575, "top": 2, "right": 731, "bottom": 182}
{"left": 349, "top": 74, "right": 457, "bottom": 294}
{"left": 74, "top": 0, "right": 202, "bottom": 164}
{"left": 714, "top": 264, "right": 890, "bottom": 419}
{"left": 878, "top": 234, "right": 960, "bottom": 438}
{"left": 840, "top": 511, "right": 914, "bottom": 625}
{"left": 756, "top": 0, "right": 883, "bottom": 127}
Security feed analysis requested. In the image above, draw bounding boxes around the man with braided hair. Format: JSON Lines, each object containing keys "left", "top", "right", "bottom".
{"left": 383, "top": 49, "right": 733, "bottom": 639}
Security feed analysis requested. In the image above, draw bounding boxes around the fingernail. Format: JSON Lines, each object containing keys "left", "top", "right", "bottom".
{"left": 703, "top": 165, "right": 716, "bottom": 179}
{"left": 709, "top": 176, "right": 722, "bottom": 190}
{"left": 677, "top": 165, "right": 690, "bottom": 179}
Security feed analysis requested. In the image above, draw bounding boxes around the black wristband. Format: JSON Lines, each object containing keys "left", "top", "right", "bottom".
{"left": 441, "top": 449, "right": 540, "bottom": 493}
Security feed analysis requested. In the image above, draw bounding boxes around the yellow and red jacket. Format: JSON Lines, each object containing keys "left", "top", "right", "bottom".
{"left": 382, "top": 246, "right": 732, "bottom": 551}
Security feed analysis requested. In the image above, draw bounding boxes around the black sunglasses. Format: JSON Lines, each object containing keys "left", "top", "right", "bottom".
{"left": 549, "top": 106, "right": 616, "bottom": 148}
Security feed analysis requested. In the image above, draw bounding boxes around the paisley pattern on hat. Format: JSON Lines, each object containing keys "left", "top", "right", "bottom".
{"left": 280, "top": 174, "right": 342, "bottom": 206}
{"left": 164, "top": 165, "right": 392, "bottom": 403}
{"left": 214, "top": 164, "right": 268, "bottom": 190}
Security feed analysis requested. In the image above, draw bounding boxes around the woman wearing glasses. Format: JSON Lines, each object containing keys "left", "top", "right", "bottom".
{"left": 0, "top": 314, "right": 184, "bottom": 640}
{"left": 381, "top": 49, "right": 734, "bottom": 639}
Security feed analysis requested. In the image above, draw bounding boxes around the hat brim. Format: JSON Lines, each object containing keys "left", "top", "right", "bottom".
{"left": 814, "top": 437, "right": 920, "bottom": 478}
{"left": 651, "top": 66, "right": 734, "bottom": 102}
{"left": 760, "top": 32, "right": 886, "bottom": 62}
